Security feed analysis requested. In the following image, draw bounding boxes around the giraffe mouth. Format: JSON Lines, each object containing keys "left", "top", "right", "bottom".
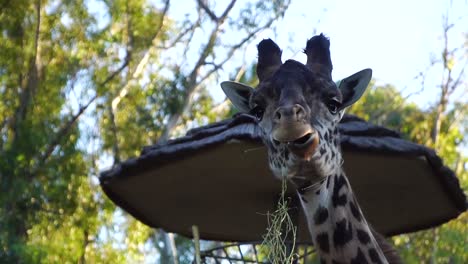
{"left": 272, "top": 129, "right": 319, "bottom": 160}
{"left": 288, "top": 132, "right": 319, "bottom": 158}
{"left": 289, "top": 133, "right": 314, "bottom": 146}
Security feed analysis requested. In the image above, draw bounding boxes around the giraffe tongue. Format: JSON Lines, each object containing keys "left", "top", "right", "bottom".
{"left": 272, "top": 125, "right": 318, "bottom": 159}
{"left": 291, "top": 133, "right": 313, "bottom": 145}
{"left": 288, "top": 132, "right": 319, "bottom": 160}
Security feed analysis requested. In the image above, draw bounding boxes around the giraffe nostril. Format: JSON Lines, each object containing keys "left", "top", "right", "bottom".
{"left": 275, "top": 110, "right": 282, "bottom": 121}
{"left": 293, "top": 104, "right": 306, "bottom": 121}
{"left": 274, "top": 104, "right": 306, "bottom": 122}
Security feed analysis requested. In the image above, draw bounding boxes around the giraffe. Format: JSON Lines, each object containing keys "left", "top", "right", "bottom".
{"left": 221, "top": 34, "right": 402, "bottom": 263}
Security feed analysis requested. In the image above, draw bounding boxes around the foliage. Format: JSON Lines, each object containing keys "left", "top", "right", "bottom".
{"left": 348, "top": 82, "right": 468, "bottom": 263}
{"left": 351, "top": 13, "right": 468, "bottom": 263}
{"left": 0, "top": 0, "right": 291, "bottom": 263}
{"left": 0, "top": 0, "right": 98, "bottom": 261}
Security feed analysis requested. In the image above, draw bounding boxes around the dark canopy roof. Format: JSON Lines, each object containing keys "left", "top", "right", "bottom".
{"left": 100, "top": 114, "right": 466, "bottom": 243}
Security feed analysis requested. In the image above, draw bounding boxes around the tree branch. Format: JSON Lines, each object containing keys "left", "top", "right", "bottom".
{"left": 430, "top": 11, "right": 465, "bottom": 146}
{"left": 158, "top": 7, "right": 282, "bottom": 142}
{"left": 180, "top": 18, "right": 201, "bottom": 63}
{"left": 219, "top": 0, "right": 237, "bottom": 22}
{"left": 111, "top": 0, "right": 170, "bottom": 111}
{"left": 31, "top": 93, "right": 97, "bottom": 176}
{"left": 29, "top": 51, "right": 132, "bottom": 176}
{"left": 11, "top": 0, "right": 41, "bottom": 143}
{"left": 447, "top": 61, "right": 466, "bottom": 96}
{"left": 78, "top": 229, "right": 90, "bottom": 264}
{"left": 107, "top": 104, "right": 121, "bottom": 164}
{"left": 102, "top": 61, "right": 130, "bottom": 88}
{"left": 196, "top": 0, "right": 218, "bottom": 22}
{"left": 159, "top": 18, "right": 224, "bottom": 142}
{"left": 39, "top": 3, "right": 182, "bottom": 168}
{"left": 446, "top": 103, "right": 468, "bottom": 132}
{"left": 156, "top": 19, "right": 200, "bottom": 50}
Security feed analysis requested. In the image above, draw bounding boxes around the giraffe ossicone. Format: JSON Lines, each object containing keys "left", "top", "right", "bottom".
{"left": 221, "top": 34, "right": 402, "bottom": 263}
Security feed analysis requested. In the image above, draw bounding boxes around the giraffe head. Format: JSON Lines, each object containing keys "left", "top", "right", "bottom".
{"left": 222, "top": 34, "right": 371, "bottom": 182}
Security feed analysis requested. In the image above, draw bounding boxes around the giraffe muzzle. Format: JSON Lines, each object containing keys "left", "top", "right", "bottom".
{"left": 272, "top": 126, "right": 320, "bottom": 160}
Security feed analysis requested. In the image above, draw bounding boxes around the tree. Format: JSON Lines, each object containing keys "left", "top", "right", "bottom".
{"left": 0, "top": 0, "right": 102, "bottom": 261}
{"left": 0, "top": 0, "right": 292, "bottom": 262}
{"left": 348, "top": 81, "right": 467, "bottom": 263}
{"left": 348, "top": 12, "right": 467, "bottom": 263}
{"left": 390, "top": 9, "right": 467, "bottom": 263}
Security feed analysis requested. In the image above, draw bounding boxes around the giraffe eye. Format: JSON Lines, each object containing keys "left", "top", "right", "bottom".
{"left": 326, "top": 99, "right": 340, "bottom": 114}
{"left": 250, "top": 105, "right": 265, "bottom": 121}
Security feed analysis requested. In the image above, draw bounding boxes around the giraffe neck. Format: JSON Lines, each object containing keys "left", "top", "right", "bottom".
{"left": 297, "top": 172, "right": 388, "bottom": 264}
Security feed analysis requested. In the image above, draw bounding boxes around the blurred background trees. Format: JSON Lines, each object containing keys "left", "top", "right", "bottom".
{"left": 0, "top": 0, "right": 465, "bottom": 263}
{"left": 347, "top": 10, "right": 467, "bottom": 263}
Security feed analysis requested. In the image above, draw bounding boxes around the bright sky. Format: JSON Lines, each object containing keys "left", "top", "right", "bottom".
{"left": 87, "top": 0, "right": 466, "bottom": 108}
{"left": 202, "top": 0, "right": 466, "bottom": 108}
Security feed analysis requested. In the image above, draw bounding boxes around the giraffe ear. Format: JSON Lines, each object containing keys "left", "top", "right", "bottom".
{"left": 220, "top": 81, "right": 255, "bottom": 113}
{"left": 336, "top": 68, "right": 372, "bottom": 110}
